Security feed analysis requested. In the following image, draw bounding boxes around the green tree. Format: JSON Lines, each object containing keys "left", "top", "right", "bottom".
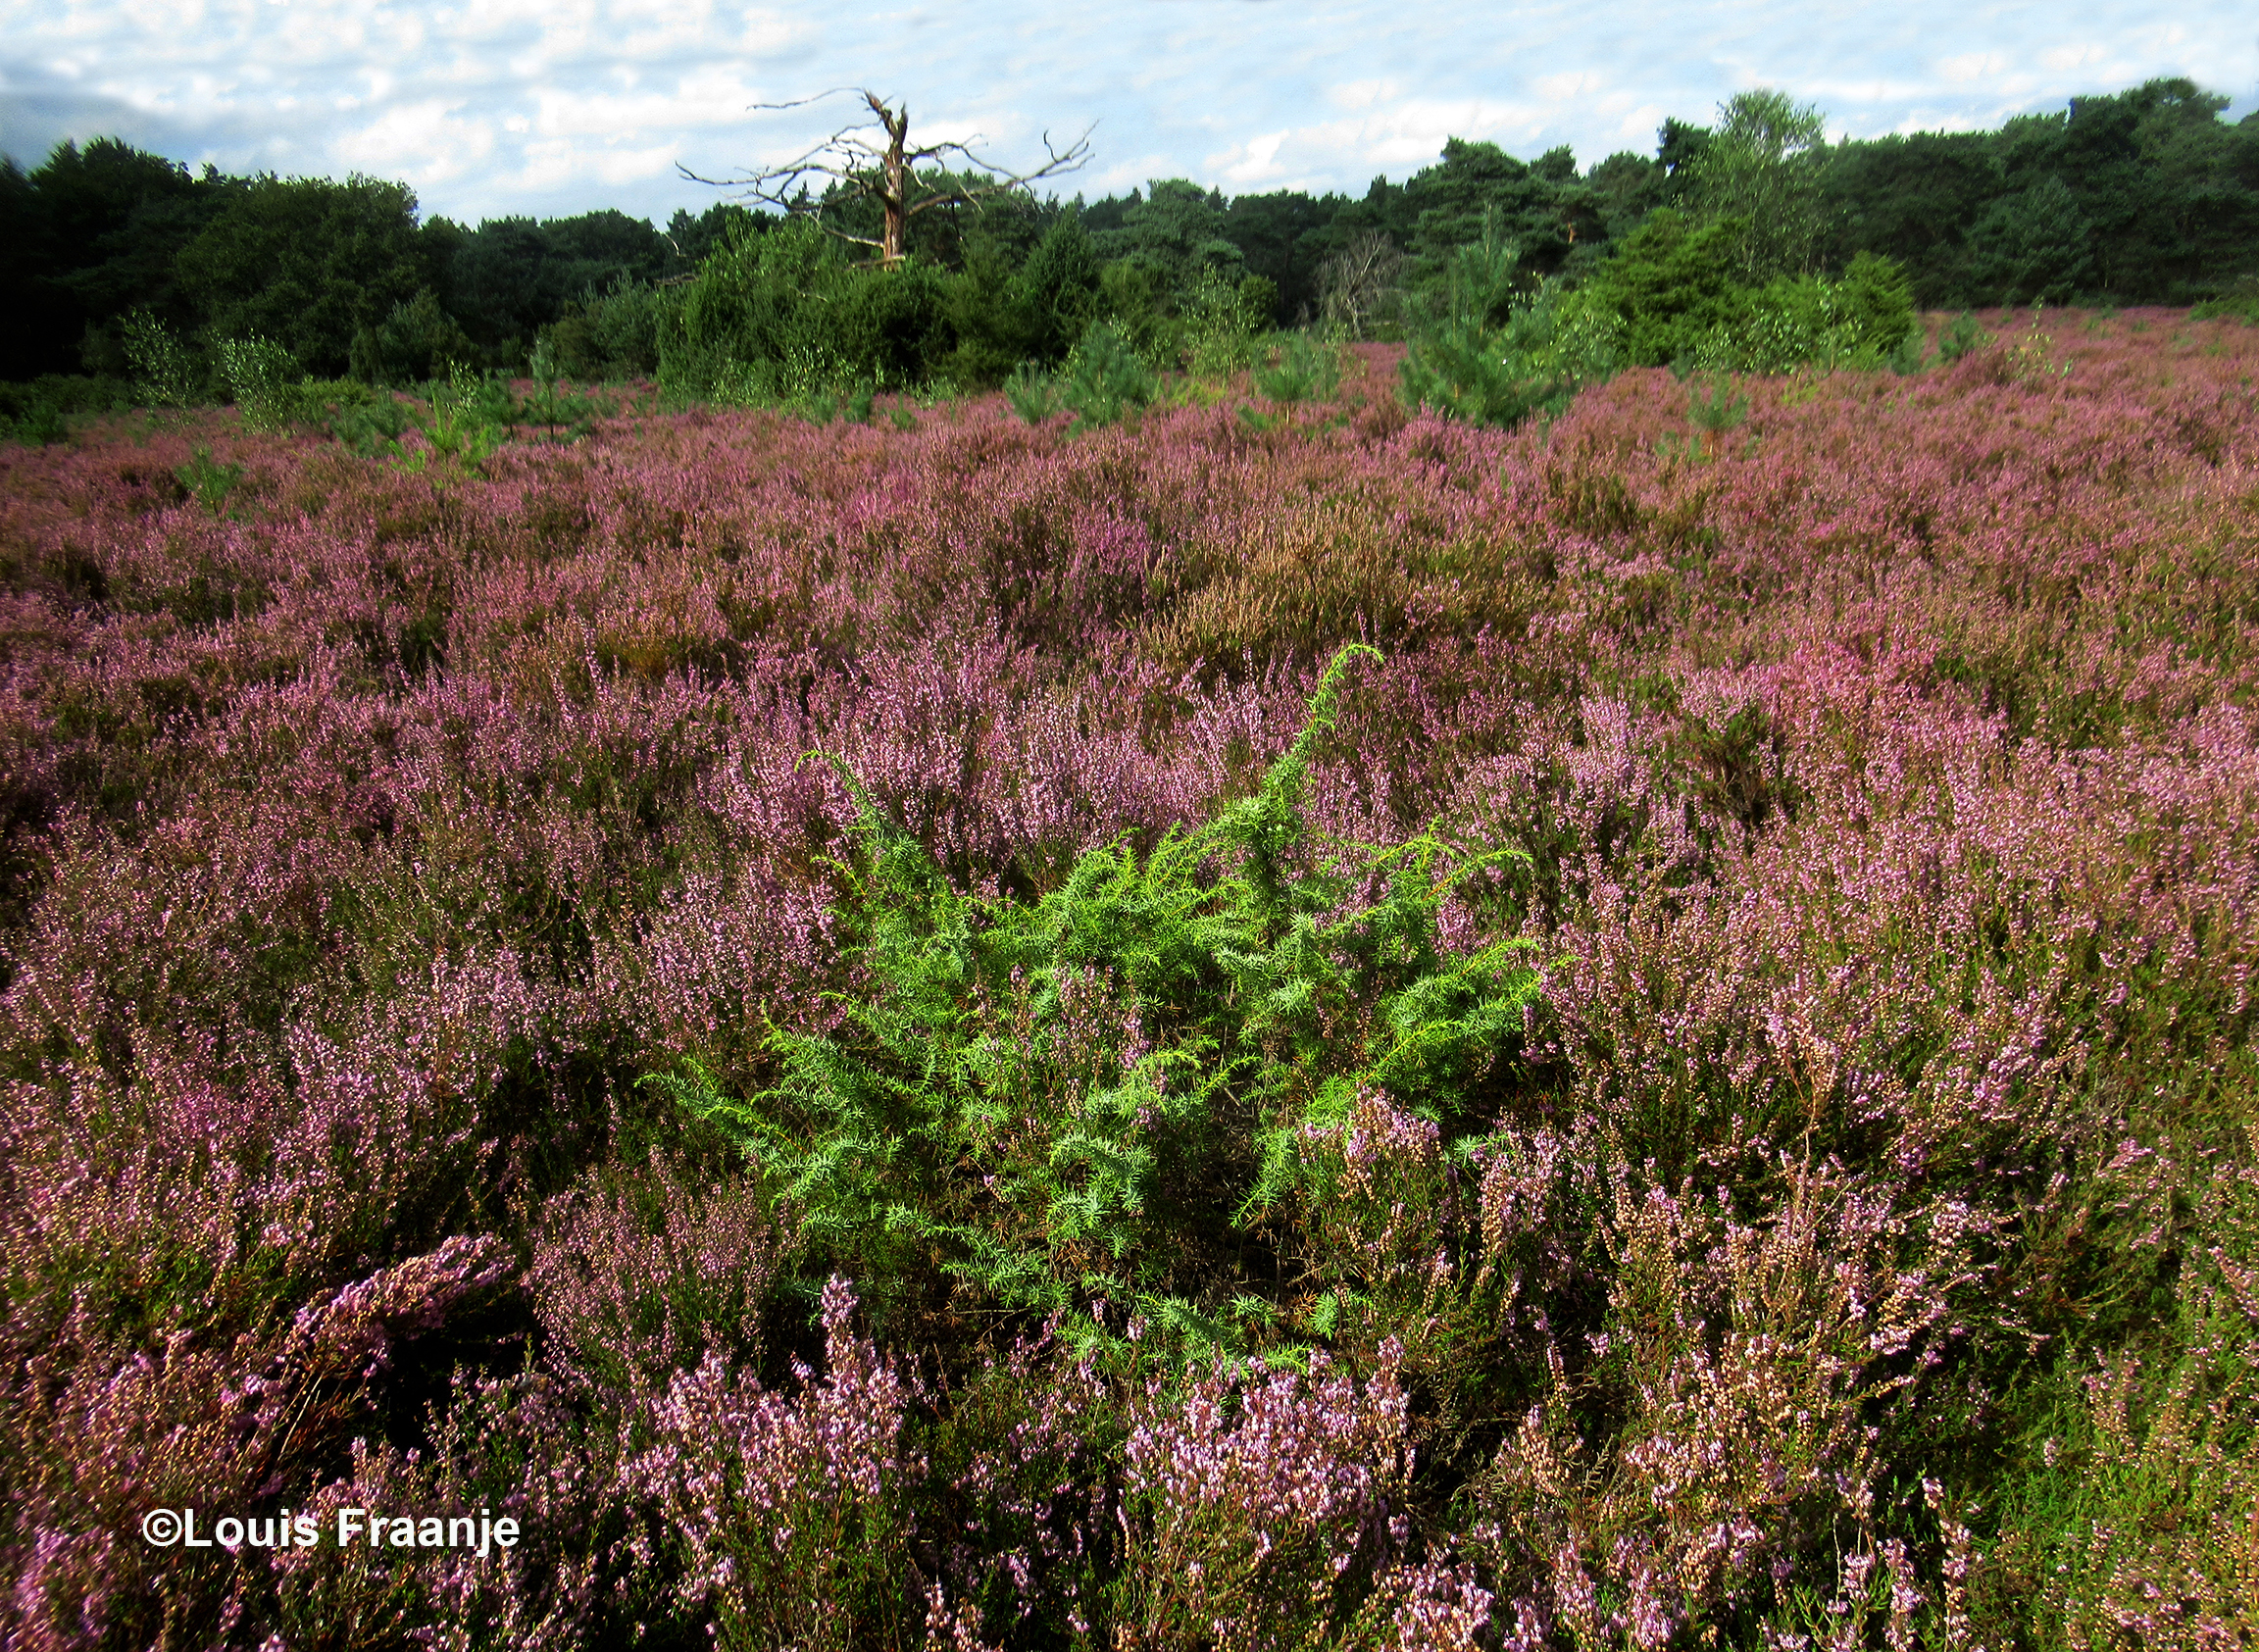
{"left": 1095, "top": 178, "right": 1247, "bottom": 295}
{"left": 1220, "top": 189, "right": 1351, "bottom": 326}
{"left": 663, "top": 202, "right": 766, "bottom": 270}
{"left": 0, "top": 157, "right": 44, "bottom": 379}
{"left": 1814, "top": 77, "right": 2259, "bottom": 306}
{"left": 2125, "top": 81, "right": 2259, "bottom": 296}
{"left": 2028, "top": 78, "right": 2257, "bottom": 299}
{"left": 546, "top": 278, "right": 671, "bottom": 381}
{"left": 1400, "top": 276, "right": 1620, "bottom": 427}
{"left": 1585, "top": 150, "right": 1669, "bottom": 242}
{"left": 438, "top": 209, "right": 675, "bottom": 362}
{"left": 662, "top": 213, "right": 956, "bottom": 398}
{"left": 176, "top": 174, "right": 429, "bottom": 376}
{"left": 1401, "top": 138, "right": 1604, "bottom": 300}
{"left": 1578, "top": 208, "right": 1750, "bottom": 366}
{"left": 1960, "top": 175, "right": 2096, "bottom": 305}
{"left": 1684, "top": 89, "right": 1831, "bottom": 281}
{"left": 437, "top": 216, "right": 551, "bottom": 353}
{"left": 349, "top": 289, "right": 477, "bottom": 385}
{"left": 3, "top": 139, "right": 229, "bottom": 379}
{"left": 1832, "top": 250, "right": 1919, "bottom": 351}
{"left": 1820, "top": 130, "right": 2002, "bottom": 306}
{"left": 1010, "top": 214, "right": 1104, "bottom": 364}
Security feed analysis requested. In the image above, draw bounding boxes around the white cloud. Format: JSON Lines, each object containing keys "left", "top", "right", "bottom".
{"left": 1213, "top": 129, "right": 1286, "bottom": 186}
{"left": 0, "top": 0, "right": 2251, "bottom": 223}
{"left": 336, "top": 99, "right": 497, "bottom": 180}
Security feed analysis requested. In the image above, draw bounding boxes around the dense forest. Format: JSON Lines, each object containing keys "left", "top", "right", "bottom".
{"left": 3, "top": 76, "right": 2256, "bottom": 407}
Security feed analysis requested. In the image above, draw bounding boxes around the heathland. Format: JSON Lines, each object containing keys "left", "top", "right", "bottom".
{"left": 1, "top": 313, "right": 2255, "bottom": 1648}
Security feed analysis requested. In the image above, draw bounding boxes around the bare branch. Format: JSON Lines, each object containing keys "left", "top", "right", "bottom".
{"left": 1320, "top": 231, "right": 1407, "bottom": 340}
{"left": 679, "top": 87, "right": 1093, "bottom": 268}
{"left": 743, "top": 88, "right": 868, "bottom": 115}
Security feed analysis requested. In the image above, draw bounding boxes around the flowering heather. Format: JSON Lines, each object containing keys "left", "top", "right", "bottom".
{"left": 1, "top": 313, "right": 2255, "bottom": 1646}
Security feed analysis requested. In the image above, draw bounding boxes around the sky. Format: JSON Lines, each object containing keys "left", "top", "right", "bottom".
{"left": 2, "top": 0, "right": 2254, "bottom": 226}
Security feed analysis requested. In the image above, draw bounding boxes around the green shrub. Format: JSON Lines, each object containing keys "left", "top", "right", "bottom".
{"left": 1094, "top": 259, "right": 1177, "bottom": 364}
{"left": 292, "top": 376, "right": 377, "bottom": 426}
{"left": 0, "top": 375, "right": 137, "bottom": 425}
{"left": 439, "top": 363, "right": 521, "bottom": 429}
{"left": 1180, "top": 269, "right": 1276, "bottom": 379}
{"left": 546, "top": 276, "right": 666, "bottom": 380}
{"left": 663, "top": 217, "right": 957, "bottom": 402}
{"left": 1936, "top": 311, "right": 1991, "bottom": 363}
{"left": 401, "top": 365, "right": 507, "bottom": 473}
{"left": 326, "top": 395, "right": 415, "bottom": 458}
{"left": 1411, "top": 228, "right": 1525, "bottom": 333}
{"left": 1015, "top": 216, "right": 1106, "bottom": 365}
{"left": 214, "top": 335, "right": 305, "bottom": 431}
{"left": 828, "top": 261, "right": 954, "bottom": 389}
{"left": 122, "top": 310, "right": 204, "bottom": 409}
{"left": 1834, "top": 250, "right": 1921, "bottom": 352}
{"left": 1400, "top": 277, "right": 1620, "bottom": 428}
{"left": 3, "top": 400, "right": 70, "bottom": 447}
{"left": 1579, "top": 209, "right": 1752, "bottom": 368}
{"left": 650, "top": 647, "right": 1544, "bottom": 1358}
{"left": 516, "top": 340, "right": 616, "bottom": 441}
{"left": 1658, "top": 373, "right": 1752, "bottom": 463}
{"left": 2189, "top": 275, "right": 2259, "bottom": 324}
{"left": 1060, "top": 322, "right": 1158, "bottom": 429}
{"left": 1674, "top": 253, "right": 1919, "bottom": 375}
{"left": 1003, "top": 362, "right": 1062, "bottom": 425}
{"left": 1250, "top": 332, "right": 1342, "bottom": 416}
{"left": 174, "top": 445, "right": 246, "bottom": 515}
{"left": 349, "top": 290, "right": 477, "bottom": 387}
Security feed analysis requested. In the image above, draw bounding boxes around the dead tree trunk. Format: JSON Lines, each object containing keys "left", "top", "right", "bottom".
{"left": 871, "top": 95, "right": 910, "bottom": 268}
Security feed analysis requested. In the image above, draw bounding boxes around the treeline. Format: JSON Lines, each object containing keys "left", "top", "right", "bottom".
{"left": 3, "top": 76, "right": 2255, "bottom": 404}
{"left": 0, "top": 148, "right": 748, "bottom": 383}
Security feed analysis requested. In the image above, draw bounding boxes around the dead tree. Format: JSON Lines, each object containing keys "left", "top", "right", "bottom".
{"left": 1319, "top": 231, "right": 1408, "bottom": 339}
{"left": 681, "top": 89, "right": 1091, "bottom": 269}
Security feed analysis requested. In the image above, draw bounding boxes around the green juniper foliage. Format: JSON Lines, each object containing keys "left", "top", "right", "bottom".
{"left": 651, "top": 647, "right": 1544, "bottom": 1359}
